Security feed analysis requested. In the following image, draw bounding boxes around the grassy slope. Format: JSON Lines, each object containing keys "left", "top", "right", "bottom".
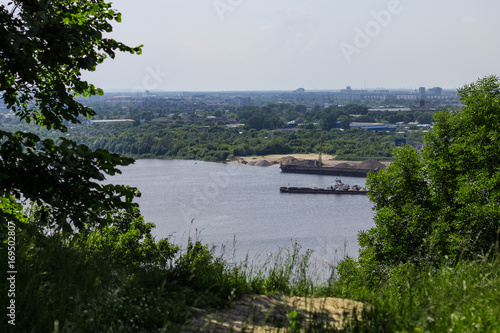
{"left": 4, "top": 226, "right": 500, "bottom": 332}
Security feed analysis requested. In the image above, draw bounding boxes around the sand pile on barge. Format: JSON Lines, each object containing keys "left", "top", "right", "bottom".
{"left": 248, "top": 159, "right": 272, "bottom": 167}
{"left": 357, "top": 159, "right": 386, "bottom": 170}
{"left": 332, "top": 162, "right": 352, "bottom": 168}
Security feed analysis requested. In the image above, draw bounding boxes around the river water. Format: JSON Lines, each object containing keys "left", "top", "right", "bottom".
{"left": 108, "top": 159, "right": 375, "bottom": 265}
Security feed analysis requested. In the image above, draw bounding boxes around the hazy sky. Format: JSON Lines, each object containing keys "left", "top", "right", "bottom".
{"left": 82, "top": 0, "right": 500, "bottom": 92}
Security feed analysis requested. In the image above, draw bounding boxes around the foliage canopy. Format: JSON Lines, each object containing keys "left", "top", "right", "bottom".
{"left": 361, "top": 75, "right": 500, "bottom": 267}
{"left": 0, "top": 0, "right": 142, "bottom": 232}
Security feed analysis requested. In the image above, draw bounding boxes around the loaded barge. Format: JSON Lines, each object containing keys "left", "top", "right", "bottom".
{"left": 280, "top": 179, "right": 368, "bottom": 195}
{"left": 279, "top": 164, "right": 376, "bottom": 177}
{"left": 279, "top": 138, "right": 386, "bottom": 177}
{"left": 279, "top": 157, "right": 386, "bottom": 177}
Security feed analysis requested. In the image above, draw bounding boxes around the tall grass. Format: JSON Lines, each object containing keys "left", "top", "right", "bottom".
{"left": 240, "top": 242, "right": 316, "bottom": 296}
{"left": 3, "top": 224, "right": 246, "bottom": 332}
{"left": 337, "top": 258, "right": 500, "bottom": 332}
{"left": 5, "top": 231, "right": 190, "bottom": 332}
{"left": 5, "top": 224, "right": 500, "bottom": 332}
{"left": 222, "top": 244, "right": 500, "bottom": 332}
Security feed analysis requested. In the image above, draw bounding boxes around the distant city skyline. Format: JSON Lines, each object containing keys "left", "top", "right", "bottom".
{"left": 89, "top": 86, "right": 460, "bottom": 110}
{"left": 82, "top": 0, "right": 500, "bottom": 92}
{"left": 100, "top": 85, "right": 456, "bottom": 94}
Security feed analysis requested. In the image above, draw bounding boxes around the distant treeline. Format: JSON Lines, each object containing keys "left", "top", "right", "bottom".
{"left": 1, "top": 103, "right": 430, "bottom": 161}
{"left": 3, "top": 124, "right": 422, "bottom": 163}
{"left": 69, "top": 100, "right": 438, "bottom": 129}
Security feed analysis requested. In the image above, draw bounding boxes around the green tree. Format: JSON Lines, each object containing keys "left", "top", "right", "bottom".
{"left": 245, "top": 114, "right": 265, "bottom": 130}
{"left": 345, "top": 104, "right": 369, "bottom": 115}
{"left": 0, "top": 0, "right": 142, "bottom": 232}
{"left": 360, "top": 145, "right": 434, "bottom": 265}
{"left": 338, "top": 115, "right": 351, "bottom": 130}
{"left": 320, "top": 113, "right": 338, "bottom": 131}
{"left": 294, "top": 104, "right": 307, "bottom": 113}
{"left": 423, "top": 76, "right": 500, "bottom": 260}
{"left": 362, "top": 76, "right": 500, "bottom": 267}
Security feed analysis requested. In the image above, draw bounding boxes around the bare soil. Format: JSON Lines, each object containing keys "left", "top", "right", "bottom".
{"left": 233, "top": 154, "right": 389, "bottom": 168}
{"left": 187, "top": 295, "right": 363, "bottom": 332}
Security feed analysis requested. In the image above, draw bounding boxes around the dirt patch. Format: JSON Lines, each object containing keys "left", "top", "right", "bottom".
{"left": 247, "top": 159, "right": 272, "bottom": 167}
{"left": 232, "top": 155, "right": 390, "bottom": 169}
{"left": 187, "top": 295, "right": 363, "bottom": 332}
{"left": 233, "top": 154, "right": 337, "bottom": 166}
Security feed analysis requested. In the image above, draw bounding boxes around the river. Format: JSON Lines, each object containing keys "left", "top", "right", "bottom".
{"left": 108, "top": 159, "right": 375, "bottom": 266}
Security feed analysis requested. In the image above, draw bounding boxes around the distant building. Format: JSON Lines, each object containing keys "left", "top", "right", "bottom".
{"left": 368, "top": 107, "right": 412, "bottom": 112}
{"left": 293, "top": 88, "right": 305, "bottom": 94}
{"left": 191, "top": 95, "right": 206, "bottom": 103}
{"left": 428, "top": 87, "right": 443, "bottom": 95}
{"left": 342, "top": 86, "right": 353, "bottom": 94}
{"left": 340, "top": 86, "right": 368, "bottom": 95}
{"left": 351, "top": 122, "right": 397, "bottom": 131}
{"left": 335, "top": 86, "right": 382, "bottom": 100}
{"left": 236, "top": 97, "right": 251, "bottom": 106}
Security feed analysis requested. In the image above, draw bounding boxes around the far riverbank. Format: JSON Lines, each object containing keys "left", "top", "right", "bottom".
{"left": 229, "top": 153, "right": 391, "bottom": 168}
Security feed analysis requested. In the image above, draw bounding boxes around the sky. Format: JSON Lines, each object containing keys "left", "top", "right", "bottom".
{"left": 81, "top": 0, "right": 500, "bottom": 92}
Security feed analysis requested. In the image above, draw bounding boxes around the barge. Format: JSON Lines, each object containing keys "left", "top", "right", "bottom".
{"left": 280, "top": 179, "right": 368, "bottom": 195}
{"left": 279, "top": 164, "right": 376, "bottom": 177}
{"left": 279, "top": 137, "right": 386, "bottom": 177}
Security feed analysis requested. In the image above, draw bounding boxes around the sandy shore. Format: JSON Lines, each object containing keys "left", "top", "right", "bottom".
{"left": 188, "top": 294, "right": 363, "bottom": 331}
{"left": 232, "top": 153, "right": 332, "bottom": 166}
{"left": 231, "top": 154, "right": 390, "bottom": 167}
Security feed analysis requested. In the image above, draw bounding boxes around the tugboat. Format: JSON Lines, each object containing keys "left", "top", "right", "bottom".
{"left": 280, "top": 179, "right": 368, "bottom": 195}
